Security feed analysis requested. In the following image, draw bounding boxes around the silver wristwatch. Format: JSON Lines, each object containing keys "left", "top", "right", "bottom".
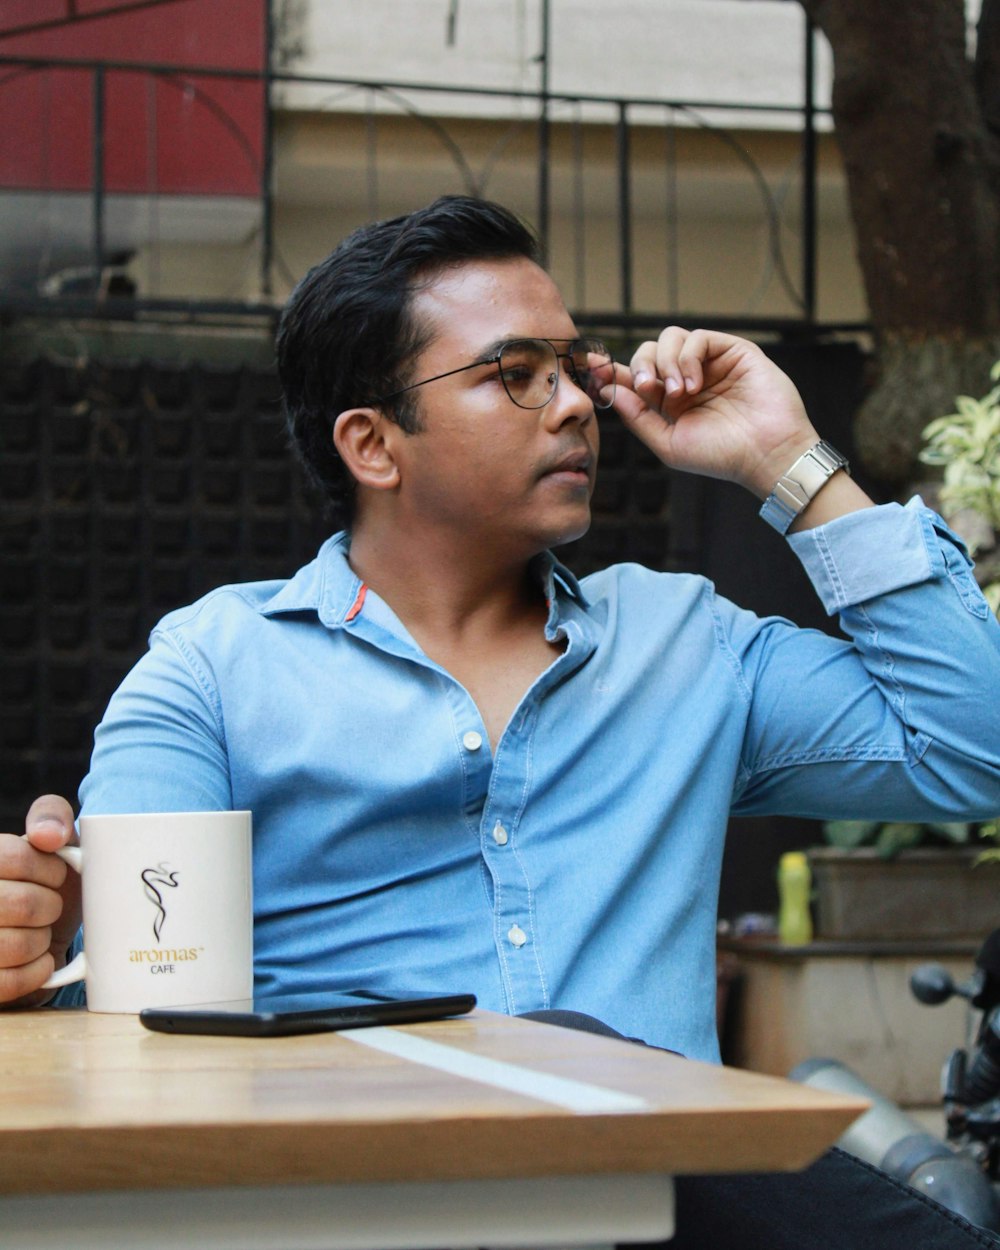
{"left": 758, "top": 440, "right": 850, "bottom": 534}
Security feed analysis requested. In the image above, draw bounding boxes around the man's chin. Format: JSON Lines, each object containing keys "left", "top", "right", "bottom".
{"left": 544, "top": 512, "right": 592, "bottom": 551}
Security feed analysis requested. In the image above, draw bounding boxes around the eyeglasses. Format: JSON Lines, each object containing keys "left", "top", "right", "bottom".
{"left": 372, "top": 337, "right": 616, "bottom": 412}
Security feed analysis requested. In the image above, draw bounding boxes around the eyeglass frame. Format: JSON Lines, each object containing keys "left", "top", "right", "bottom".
{"left": 368, "top": 336, "right": 616, "bottom": 412}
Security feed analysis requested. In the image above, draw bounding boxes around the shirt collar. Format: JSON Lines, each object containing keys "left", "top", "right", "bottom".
{"left": 532, "top": 549, "right": 590, "bottom": 610}
{"left": 258, "top": 532, "right": 591, "bottom": 628}
{"left": 257, "top": 532, "right": 359, "bottom": 626}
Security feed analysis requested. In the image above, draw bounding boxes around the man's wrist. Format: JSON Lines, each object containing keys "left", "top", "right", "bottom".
{"left": 759, "top": 441, "right": 850, "bottom": 534}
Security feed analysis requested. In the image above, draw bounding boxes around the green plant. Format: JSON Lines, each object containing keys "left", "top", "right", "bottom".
{"left": 823, "top": 819, "right": 976, "bottom": 859}
{"left": 919, "top": 361, "right": 1000, "bottom": 617}
{"left": 977, "top": 818, "right": 1000, "bottom": 864}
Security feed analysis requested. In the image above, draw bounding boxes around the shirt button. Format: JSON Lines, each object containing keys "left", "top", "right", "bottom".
{"left": 508, "top": 924, "right": 527, "bottom": 948}
{"left": 462, "top": 730, "right": 483, "bottom": 751}
{"left": 492, "top": 821, "right": 509, "bottom": 846}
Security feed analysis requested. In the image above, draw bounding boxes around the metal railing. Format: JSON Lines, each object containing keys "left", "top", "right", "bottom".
{"left": 0, "top": 15, "right": 867, "bottom": 338}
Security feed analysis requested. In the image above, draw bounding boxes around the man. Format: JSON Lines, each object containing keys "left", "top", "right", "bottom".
{"left": 2, "top": 196, "right": 999, "bottom": 1247}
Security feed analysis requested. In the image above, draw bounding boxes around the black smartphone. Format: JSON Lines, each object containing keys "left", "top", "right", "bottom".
{"left": 139, "top": 988, "right": 476, "bottom": 1037}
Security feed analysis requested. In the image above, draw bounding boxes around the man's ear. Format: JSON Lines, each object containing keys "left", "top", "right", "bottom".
{"left": 333, "top": 407, "right": 401, "bottom": 493}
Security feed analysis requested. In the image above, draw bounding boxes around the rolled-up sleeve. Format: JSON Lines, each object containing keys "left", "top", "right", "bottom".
{"left": 731, "top": 499, "right": 1000, "bottom": 820}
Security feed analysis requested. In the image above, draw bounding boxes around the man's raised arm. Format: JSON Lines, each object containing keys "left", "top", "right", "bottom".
{"left": 609, "top": 325, "right": 875, "bottom": 528}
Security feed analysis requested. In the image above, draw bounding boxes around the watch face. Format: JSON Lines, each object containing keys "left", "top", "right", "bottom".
{"left": 760, "top": 442, "right": 848, "bottom": 534}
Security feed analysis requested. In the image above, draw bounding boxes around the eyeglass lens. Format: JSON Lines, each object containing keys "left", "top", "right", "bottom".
{"left": 498, "top": 339, "right": 615, "bottom": 410}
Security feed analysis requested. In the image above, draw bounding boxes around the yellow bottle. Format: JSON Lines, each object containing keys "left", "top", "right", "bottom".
{"left": 778, "top": 851, "right": 813, "bottom": 945}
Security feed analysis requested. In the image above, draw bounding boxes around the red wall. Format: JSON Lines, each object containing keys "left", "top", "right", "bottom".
{"left": 0, "top": 0, "right": 265, "bottom": 195}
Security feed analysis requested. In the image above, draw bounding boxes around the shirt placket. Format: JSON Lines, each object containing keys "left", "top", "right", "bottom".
{"left": 480, "top": 698, "right": 547, "bottom": 1015}
{"left": 440, "top": 679, "right": 544, "bottom": 1011}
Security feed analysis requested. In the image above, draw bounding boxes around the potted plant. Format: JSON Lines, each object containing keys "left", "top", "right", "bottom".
{"left": 805, "top": 366, "right": 1000, "bottom": 942}
{"left": 808, "top": 820, "right": 998, "bottom": 941}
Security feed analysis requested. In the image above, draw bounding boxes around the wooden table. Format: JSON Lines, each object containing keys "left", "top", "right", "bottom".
{"left": 0, "top": 1007, "right": 867, "bottom": 1249}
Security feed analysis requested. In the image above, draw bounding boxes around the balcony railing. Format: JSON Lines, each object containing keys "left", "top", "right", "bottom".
{"left": 0, "top": 17, "right": 867, "bottom": 339}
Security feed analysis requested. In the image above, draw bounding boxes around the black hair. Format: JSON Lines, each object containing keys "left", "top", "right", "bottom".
{"left": 275, "top": 195, "right": 540, "bottom": 528}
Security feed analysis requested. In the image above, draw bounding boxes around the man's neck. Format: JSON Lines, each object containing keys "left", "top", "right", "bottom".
{"left": 346, "top": 519, "right": 562, "bottom": 749}
{"left": 345, "top": 519, "right": 548, "bottom": 644}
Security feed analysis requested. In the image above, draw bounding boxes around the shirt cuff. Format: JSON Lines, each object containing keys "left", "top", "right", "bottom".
{"left": 787, "top": 496, "right": 944, "bottom": 615}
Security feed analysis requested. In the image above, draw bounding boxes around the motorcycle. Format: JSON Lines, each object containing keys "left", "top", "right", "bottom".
{"left": 791, "top": 929, "right": 1000, "bottom": 1238}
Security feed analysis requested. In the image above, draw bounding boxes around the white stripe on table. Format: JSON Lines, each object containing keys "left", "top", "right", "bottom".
{"left": 342, "top": 1026, "right": 649, "bottom": 1113}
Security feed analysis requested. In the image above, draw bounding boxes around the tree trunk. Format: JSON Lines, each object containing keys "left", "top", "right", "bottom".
{"left": 854, "top": 331, "right": 1000, "bottom": 484}
{"left": 801, "top": 0, "right": 1000, "bottom": 483}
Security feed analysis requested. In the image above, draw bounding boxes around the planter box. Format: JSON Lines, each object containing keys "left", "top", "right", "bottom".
{"left": 807, "top": 847, "right": 999, "bottom": 941}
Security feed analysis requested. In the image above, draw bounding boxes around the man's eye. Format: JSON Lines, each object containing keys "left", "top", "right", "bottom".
{"left": 500, "top": 365, "right": 533, "bottom": 384}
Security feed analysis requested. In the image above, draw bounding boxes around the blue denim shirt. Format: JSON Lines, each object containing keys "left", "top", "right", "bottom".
{"left": 77, "top": 499, "right": 1000, "bottom": 1059}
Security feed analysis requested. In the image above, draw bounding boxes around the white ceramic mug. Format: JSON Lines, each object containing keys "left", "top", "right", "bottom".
{"left": 42, "top": 810, "right": 254, "bottom": 1013}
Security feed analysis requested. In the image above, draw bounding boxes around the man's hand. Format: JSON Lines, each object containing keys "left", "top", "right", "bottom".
{"left": 609, "top": 327, "right": 821, "bottom": 498}
{"left": 0, "top": 795, "right": 81, "bottom": 1007}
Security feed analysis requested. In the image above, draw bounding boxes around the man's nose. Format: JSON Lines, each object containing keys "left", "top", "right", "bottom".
{"left": 543, "top": 366, "right": 594, "bottom": 428}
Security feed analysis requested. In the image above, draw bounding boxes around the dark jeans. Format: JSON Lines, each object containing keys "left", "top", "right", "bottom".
{"left": 519, "top": 1010, "right": 1000, "bottom": 1250}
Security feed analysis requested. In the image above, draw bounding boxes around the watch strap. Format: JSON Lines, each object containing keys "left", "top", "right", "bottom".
{"left": 759, "top": 440, "right": 850, "bottom": 534}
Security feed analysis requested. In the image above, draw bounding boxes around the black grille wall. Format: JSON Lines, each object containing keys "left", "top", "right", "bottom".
{"left": 1, "top": 335, "right": 870, "bottom": 920}
{"left": 0, "top": 348, "right": 673, "bottom": 829}
{"left": 0, "top": 354, "right": 334, "bottom": 826}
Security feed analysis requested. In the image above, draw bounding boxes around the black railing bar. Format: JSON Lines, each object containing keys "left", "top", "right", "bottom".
{"left": 144, "top": 70, "right": 161, "bottom": 293}
{"left": 801, "top": 12, "right": 817, "bottom": 322}
{"left": 92, "top": 65, "right": 106, "bottom": 287}
{"left": 365, "top": 92, "right": 380, "bottom": 221}
{"left": 0, "top": 295, "right": 282, "bottom": 321}
{"left": 570, "top": 311, "right": 871, "bottom": 337}
{"left": 664, "top": 108, "right": 680, "bottom": 311}
{"left": 259, "top": 0, "right": 275, "bottom": 299}
{"left": 0, "top": 56, "right": 832, "bottom": 116}
{"left": 570, "top": 106, "right": 587, "bottom": 308}
{"left": 616, "top": 102, "right": 632, "bottom": 315}
{"left": 536, "top": 0, "right": 551, "bottom": 264}
{"left": 0, "top": 293, "right": 870, "bottom": 339}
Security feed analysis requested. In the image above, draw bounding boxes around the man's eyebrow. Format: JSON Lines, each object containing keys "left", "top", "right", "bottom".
{"left": 468, "top": 335, "right": 582, "bottom": 366}
{"left": 469, "top": 338, "right": 511, "bottom": 365}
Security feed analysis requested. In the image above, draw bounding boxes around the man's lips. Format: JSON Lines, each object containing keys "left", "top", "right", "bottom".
{"left": 539, "top": 450, "right": 594, "bottom": 483}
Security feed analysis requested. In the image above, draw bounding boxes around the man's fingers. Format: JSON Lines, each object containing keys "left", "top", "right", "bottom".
{"left": 610, "top": 360, "right": 663, "bottom": 414}
{"left": 0, "top": 924, "right": 52, "bottom": 969}
{"left": 610, "top": 362, "right": 656, "bottom": 411}
{"left": 674, "top": 332, "right": 707, "bottom": 394}
{"left": 632, "top": 326, "right": 724, "bottom": 398}
{"left": 0, "top": 833, "right": 69, "bottom": 890}
{"left": 608, "top": 366, "right": 688, "bottom": 468}
{"left": 0, "top": 878, "right": 65, "bottom": 929}
{"left": 0, "top": 796, "right": 79, "bottom": 1008}
{"left": 631, "top": 327, "right": 686, "bottom": 394}
{"left": 0, "top": 951, "right": 57, "bottom": 1007}
{"left": 24, "top": 795, "right": 77, "bottom": 853}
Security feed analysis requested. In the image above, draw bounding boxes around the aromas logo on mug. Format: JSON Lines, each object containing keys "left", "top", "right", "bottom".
{"left": 141, "top": 862, "right": 180, "bottom": 941}
{"left": 133, "top": 862, "right": 202, "bottom": 965}
{"left": 132, "top": 861, "right": 200, "bottom": 965}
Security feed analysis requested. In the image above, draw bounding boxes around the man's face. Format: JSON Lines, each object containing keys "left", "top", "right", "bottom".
{"left": 384, "top": 256, "right": 600, "bottom": 558}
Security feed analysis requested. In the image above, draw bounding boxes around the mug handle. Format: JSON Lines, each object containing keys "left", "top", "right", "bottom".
{"left": 40, "top": 845, "right": 87, "bottom": 990}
